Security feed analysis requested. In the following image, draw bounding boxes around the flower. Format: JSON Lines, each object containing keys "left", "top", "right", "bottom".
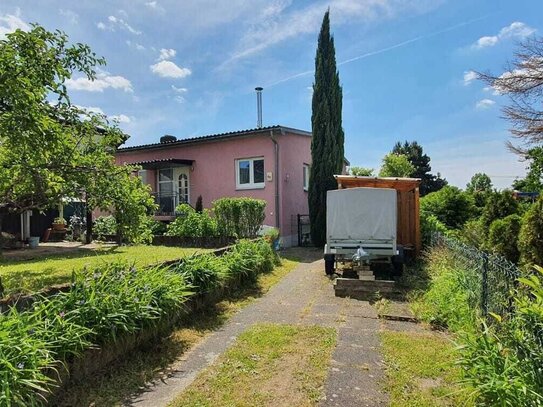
{"left": 93, "top": 272, "right": 101, "bottom": 279}
{"left": 17, "top": 362, "right": 24, "bottom": 369}
{"left": 78, "top": 300, "right": 85, "bottom": 305}
{"left": 59, "top": 311, "right": 65, "bottom": 318}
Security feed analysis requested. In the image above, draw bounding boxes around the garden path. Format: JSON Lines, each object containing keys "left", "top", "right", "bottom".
{"left": 127, "top": 250, "right": 388, "bottom": 407}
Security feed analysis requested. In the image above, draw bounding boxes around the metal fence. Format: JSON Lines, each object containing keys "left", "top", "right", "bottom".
{"left": 297, "top": 214, "right": 312, "bottom": 247}
{"left": 430, "top": 232, "right": 521, "bottom": 318}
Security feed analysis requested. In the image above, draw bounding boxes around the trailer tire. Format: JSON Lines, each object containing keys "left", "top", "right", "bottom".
{"left": 324, "top": 254, "right": 335, "bottom": 275}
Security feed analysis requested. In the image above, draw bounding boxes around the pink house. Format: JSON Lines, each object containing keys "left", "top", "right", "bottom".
{"left": 115, "top": 125, "right": 313, "bottom": 246}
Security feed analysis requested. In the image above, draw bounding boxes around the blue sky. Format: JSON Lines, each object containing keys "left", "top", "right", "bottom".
{"left": 1, "top": 0, "right": 541, "bottom": 189}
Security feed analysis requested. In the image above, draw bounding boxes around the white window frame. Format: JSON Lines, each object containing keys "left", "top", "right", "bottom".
{"left": 235, "top": 157, "right": 265, "bottom": 190}
{"left": 303, "top": 163, "right": 310, "bottom": 191}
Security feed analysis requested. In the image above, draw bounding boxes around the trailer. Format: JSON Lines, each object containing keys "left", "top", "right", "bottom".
{"left": 324, "top": 176, "right": 421, "bottom": 278}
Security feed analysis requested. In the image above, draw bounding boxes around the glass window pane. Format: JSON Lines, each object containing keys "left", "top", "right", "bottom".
{"left": 159, "top": 168, "right": 173, "bottom": 182}
{"left": 303, "top": 166, "right": 307, "bottom": 187}
{"left": 160, "top": 181, "right": 173, "bottom": 194}
{"left": 253, "top": 159, "right": 264, "bottom": 183}
{"left": 238, "top": 160, "right": 250, "bottom": 184}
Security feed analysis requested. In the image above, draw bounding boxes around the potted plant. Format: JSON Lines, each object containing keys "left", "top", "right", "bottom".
{"left": 52, "top": 217, "right": 67, "bottom": 231}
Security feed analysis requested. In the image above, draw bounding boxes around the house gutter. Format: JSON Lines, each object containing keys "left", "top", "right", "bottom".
{"left": 270, "top": 130, "right": 280, "bottom": 229}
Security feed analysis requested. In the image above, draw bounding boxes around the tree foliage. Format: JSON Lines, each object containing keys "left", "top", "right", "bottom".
{"left": 420, "top": 186, "right": 474, "bottom": 229}
{"left": 480, "top": 190, "right": 519, "bottom": 230}
{"left": 378, "top": 153, "right": 415, "bottom": 178}
{"left": 350, "top": 166, "right": 374, "bottom": 176}
{"left": 0, "top": 25, "right": 154, "bottom": 241}
{"left": 512, "top": 147, "right": 543, "bottom": 192}
{"left": 519, "top": 196, "right": 543, "bottom": 266}
{"left": 392, "top": 141, "right": 447, "bottom": 195}
{"left": 487, "top": 214, "right": 522, "bottom": 263}
{"left": 466, "top": 173, "right": 493, "bottom": 193}
{"left": 309, "top": 11, "right": 344, "bottom": 247}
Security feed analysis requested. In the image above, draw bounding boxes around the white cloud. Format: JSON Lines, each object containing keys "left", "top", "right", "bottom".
{"left": 66, "top": 73, "right": 133, "bottom": 92}
{"left": 75, "top": 105, "right": 105, "bottom": 115}
{"left": 224, "top": 0, "right": 439, "bottom": 64}
{"left": 463, "top": 70, "right": 477, "bottom": 86}
{"left": 96, "top": 14, "right": 141, "bottom": 35}
{"left": 472, "top": 21, "right": 536, "bottom": 50}
{"left": 475, "top": 99, "right": 496, "bottom": 109}
{"left": 59, "top": 9, "right": 79, "bottom": 24}
{"left": 158, "top": 48, "right": 176, "bottom": 61}
{"left": 0, "top": 9, "right": 30, "bottom": 38}
{"left": 171, "top": 85, "right": 188, "bottom": 93}
{"left": 126, "top": 40, "right": 145, "bottom": 50}
{"left": 110, "top": 114, "right": 132, "bottom": 123}
{"left": 174, "top": 96, "right": 186, "bottom": 104}
{"left": 150, "top": 61, "right": 191, "bottom": 78}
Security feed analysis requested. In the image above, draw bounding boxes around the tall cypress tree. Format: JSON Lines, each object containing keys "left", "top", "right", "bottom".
{"left": 309, "top": 10, "right": 344, "bottom": 247}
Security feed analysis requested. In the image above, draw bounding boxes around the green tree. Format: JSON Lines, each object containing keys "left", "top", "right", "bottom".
{"left": 480, "top": 190, "right": 519, "bottom": 231}
{"left": 350, "top": 166, "right": 374, "bottom": 176}
{"left": 466, "top": 173, "right": 493, "bottom": 193}
{"left": 378, "top": 153, "right": 415, "bottom": 177}
{"left": 512, "top": 147, "right": 543, "bottom": 192}
{"left": 0, "top": 25, "right": 153, "bottom": 241}
{"left": 392, "top": 141, "right": 447, "bottom": 195}
{"left": 309, "top": 10, "right": 344, "bottom": 247}
{"left": 519, "top": 196, "right": 543, "bottom": 266}
{"left": 487, "top": 214, "right": 522, "bottom": 263}
{"left": 420, "top": 186, "right": 475, "bottom": 229}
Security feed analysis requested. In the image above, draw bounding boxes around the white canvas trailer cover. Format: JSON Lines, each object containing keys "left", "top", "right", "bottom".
{"left": 326, "top": 187, "right": 397, "bottom": 246}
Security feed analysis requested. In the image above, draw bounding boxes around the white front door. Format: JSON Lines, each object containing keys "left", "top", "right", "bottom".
{"left": 175, "top": 167, "right": 190, "bottom": 205}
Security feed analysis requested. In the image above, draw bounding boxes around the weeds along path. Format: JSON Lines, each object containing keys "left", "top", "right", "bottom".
{"left": 123, "top": 251, "right": 388, "bottom": 407}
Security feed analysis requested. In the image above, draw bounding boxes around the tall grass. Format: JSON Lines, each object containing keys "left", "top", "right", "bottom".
{"left": 411, "top": 247, "right": 479, "bottom": 332}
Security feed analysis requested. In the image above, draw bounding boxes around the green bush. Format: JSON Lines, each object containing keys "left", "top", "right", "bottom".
{"left": 480, "top": 190, "right": 519, "bottom": 231}
{"left": 166, "top": 205, "right": 218, "bottom": 238}
{"left": 420, "top": 186, "right": 475, "bottom": 229}
{"left": 519, "top": 197, "right": 543, "bottom": 266}
{"left": 452, "top": 219, "right": 486, "bottom": 249}
{"left": 420, "top": 211, "right": 448, "bottom": 246}
{"left": 460, "top": 266, "right": 543, "bottom": 406}
{"left": 213, "top": 197, "right": 266, "bottom": 238}
{"left": 93, "top": 215, "right": 117, "bottom": 239}
{"left": 222, "top": 239, "right": 278, "bottom": 284}
{"left": 487, "top": 214, "right": 522, "bottom": 263}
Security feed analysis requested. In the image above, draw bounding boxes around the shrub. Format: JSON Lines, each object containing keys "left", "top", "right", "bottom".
{"left": 420, "top": 186, "right": 475, "bottom": 229}
{"left": 213, "top": 197, "right": 266, "bottom": 238}
{"left": 487, "top": 214, "right": 522, "bottom": 263}
{"left": 480, "top": 190, "right": 519, "bottom": 231}
{"left": 222, "top": 239, "right": 278, "bottom": 284}
{"left": 452, "top": 219, "right": 486, "bottom": 249}
{"left": 166, "top": 209, "right": 218, "bottom": 238}
{"left": 460, "top": 266, "right": 543, "bottom": 406}
{"left": 420, "top": 211, "right": 447, "bottom": 246}
{"left": 93, "top": 215, "right": 117, "bottom": 239}
{"left": 519, "top": 197, "right": 543, "bottom": 266}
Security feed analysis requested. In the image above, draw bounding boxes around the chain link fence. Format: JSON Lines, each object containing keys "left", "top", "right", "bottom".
{"left": 430, "top": 232, "right": 521, "bottom": 318}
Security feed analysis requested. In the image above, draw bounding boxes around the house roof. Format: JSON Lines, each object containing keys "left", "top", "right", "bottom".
{"left": 117, "top": 125, "right": 311, "bottom": 152}
{"left": 132, "top": 158, "right": 194, "bottom": 169}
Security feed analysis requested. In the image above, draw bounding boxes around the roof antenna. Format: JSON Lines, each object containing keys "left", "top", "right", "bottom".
{"left": 255, "top": 87, "right": 263, "bottom": 128}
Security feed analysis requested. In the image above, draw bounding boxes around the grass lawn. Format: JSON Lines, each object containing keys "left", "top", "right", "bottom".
{"left": 55, "top": 258, "right": 300, "bottom": 406}
{"left": 0, "top": 245, "right": 206, "bottom": 295}
{"left": 381, "top": 330, "right": 473, "bottom": 407}
{"left": 171, "top": 323, "right": 336, "bottom": 407}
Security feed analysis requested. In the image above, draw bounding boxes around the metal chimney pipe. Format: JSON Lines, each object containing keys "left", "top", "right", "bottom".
{"left": 255, "top": 87, "right": 263, "bottom": 128}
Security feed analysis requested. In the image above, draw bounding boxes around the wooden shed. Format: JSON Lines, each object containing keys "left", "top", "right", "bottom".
{"left": 334, "top": 175, "right": 421, "bottom": 257}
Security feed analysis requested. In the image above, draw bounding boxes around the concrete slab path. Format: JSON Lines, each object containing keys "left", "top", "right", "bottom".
{"left": 127, "top": 255, "right": 388, "bottom": 407}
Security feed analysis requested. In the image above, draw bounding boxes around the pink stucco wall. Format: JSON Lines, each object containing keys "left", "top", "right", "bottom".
{"left": 116, "top": 130, "right": 312, "bottom": 245}
{"left": 276, "top": 133, "right": 311, "bottom": 245}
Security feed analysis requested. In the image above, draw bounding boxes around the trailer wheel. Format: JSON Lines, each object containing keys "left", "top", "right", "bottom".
{"left": 324, "top": 254, "right": 335, "bottom": 275}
